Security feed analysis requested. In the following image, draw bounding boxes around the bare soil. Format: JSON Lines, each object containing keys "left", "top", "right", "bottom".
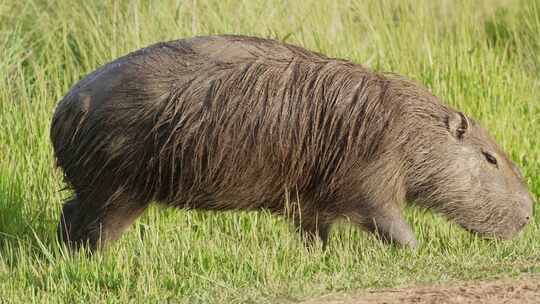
{"left": 302, "top": 276, "right": 540, "bottom": 304}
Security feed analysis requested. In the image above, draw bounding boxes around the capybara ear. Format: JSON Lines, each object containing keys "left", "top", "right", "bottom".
{"left": 446, "top": 111, "right": 469, "bottom": 139}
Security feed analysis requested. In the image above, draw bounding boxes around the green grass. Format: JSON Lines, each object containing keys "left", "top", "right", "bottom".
{"left": 1, "top": 0, "right": 539, "bottom": 302}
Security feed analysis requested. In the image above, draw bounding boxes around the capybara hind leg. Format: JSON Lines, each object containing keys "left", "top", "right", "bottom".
{"left": 353, "top": 206, "right": 418, "bottom": 248}
{"left": 58, "top": 193, "right": 148, "bottom": 251}
{"left": 94, "top": 199, "right": 149, "bottom": 248}
{"left": 57, "top": 197, "right": 82, "bottom": 247}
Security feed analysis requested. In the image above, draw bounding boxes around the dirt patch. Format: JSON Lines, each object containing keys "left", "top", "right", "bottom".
{"left": 303, "top": 277, "right": 540, "bottom": 304}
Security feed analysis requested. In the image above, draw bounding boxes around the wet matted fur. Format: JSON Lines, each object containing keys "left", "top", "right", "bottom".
{"left": 51, "top": 35, "right": 534, "bottom": 251}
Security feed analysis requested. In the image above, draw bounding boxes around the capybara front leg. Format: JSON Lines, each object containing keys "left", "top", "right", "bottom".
{"left": 57, "top": 193, "right": 148, "bottom": 251}
{"left": 355, "top": 206, "right": 418, "bottom": 249}
{"left": 293, "top": 214, "right": 332, "bottom": 249}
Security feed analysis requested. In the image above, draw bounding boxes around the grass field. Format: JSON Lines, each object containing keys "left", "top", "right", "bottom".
{"left": 0, "top": 0, "right": 539, "bottom": 303}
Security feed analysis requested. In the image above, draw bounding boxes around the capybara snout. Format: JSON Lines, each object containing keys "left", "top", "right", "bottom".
{"left": 51, "top": 35, "right": 534, "bottom": 251}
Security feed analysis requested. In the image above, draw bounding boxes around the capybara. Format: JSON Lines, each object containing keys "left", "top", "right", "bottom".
{"left": 51, "top": 35, "right": 534, "bottom": 251}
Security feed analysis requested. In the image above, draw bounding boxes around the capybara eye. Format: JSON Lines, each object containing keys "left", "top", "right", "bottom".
{"left": 482, "top": 151, "right": 498, "bottom": 167}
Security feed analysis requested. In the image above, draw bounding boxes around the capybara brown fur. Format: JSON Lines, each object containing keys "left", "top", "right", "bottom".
{"left": 51, "top": 35, "right": 534, "bottom": 251}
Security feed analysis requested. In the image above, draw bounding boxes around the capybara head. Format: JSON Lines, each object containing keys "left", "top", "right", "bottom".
{"left": 405, "top": 109, "right": 533, "bottom": 239}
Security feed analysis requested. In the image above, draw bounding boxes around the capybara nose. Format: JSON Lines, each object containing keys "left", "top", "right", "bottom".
{"left": 518, "top": 204, "right": 532, "bottom": 229}
{"left": 520, "top": 216, "right": 530, "bottom": 229}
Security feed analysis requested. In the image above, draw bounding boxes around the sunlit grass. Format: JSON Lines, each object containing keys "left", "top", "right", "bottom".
{"left": 0, "top": 0, "right": 539, "bottom": 303}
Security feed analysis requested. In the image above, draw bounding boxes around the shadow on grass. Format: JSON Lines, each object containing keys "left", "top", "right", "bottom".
{"left": 0, "top": 176, "right": 64, "bottom": 266}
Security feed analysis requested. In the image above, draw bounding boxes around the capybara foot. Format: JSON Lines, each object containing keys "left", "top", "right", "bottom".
{"left": 57, "top": 197, "right": 82, "bottom": 249}
{"left": 57, "top": 193, "right": 148, "bottom": 252}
